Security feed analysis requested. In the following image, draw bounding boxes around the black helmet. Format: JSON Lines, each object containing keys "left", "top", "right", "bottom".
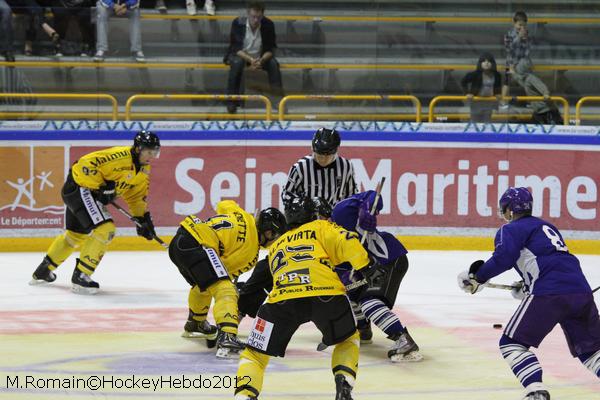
{"left": 312, "top": 128, "right": 340, "bottom": 155}
{"left": 285, "top": 197, "right": 330, "bottom": 228}
{"left": 257, "top": 207, "right": 287, "bottom": 244}
{"left": 133, "top": 130, "right": 161, "bottom": 151}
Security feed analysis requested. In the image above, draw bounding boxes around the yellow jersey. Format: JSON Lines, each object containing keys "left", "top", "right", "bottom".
{"left": 71, "top": 146, "right": 150, "bottom": 217}
{"left": 180, "top": 200, "right": 260, "bottom": 279}
{"left": 267, "top": 219, "right": 371, "bottom": 303}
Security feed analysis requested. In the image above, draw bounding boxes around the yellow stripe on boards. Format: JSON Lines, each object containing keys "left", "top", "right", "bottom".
{"left": 2, "top": 235, "right": 599, "bottom": 254}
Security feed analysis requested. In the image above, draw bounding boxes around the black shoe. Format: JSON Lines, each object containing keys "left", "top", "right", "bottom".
{"left": 358, "top": 323, "right": 373, "bottom": 344}
{"left": 71, "top": 261, "right": 100, "bottom": 294}
{"left": 226, "top": 103, "right": 238, "bottom": 114}
{"left": 30, "top": 256, "right": 57, "bottom": 285}
{"left": 215, "top": 330, "right": 245, "bottom": 359}
{"left": 334, "top": 374, "right": 353, "bottom": 400}
{"left": 2, "top": 51, "right": 15, "bottom": 62}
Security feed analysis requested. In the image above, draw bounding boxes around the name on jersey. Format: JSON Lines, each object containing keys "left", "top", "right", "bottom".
{"left": 287, "top": 229, "right": 317, "bottom": 242}
{"left": 88, "top": 150, "right": 130, "bottom": 167}
{"left": 234, "top": 211, "right": 248, "bottom": 243}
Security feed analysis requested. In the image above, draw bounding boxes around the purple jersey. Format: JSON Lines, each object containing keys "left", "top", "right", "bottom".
{"left": 476, "top": 216, "right": 591, "bottom": 296}
{"left": 331, "top": 191, "right": 407, "bottom": 264}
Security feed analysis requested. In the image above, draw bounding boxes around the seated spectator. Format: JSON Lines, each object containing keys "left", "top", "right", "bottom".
{"left": 51, "top": 0, "right": 95, "bottom": 57}
{"left": 0, "top": 0, "right": 15, "bottom": 61}
{"left": 186, "top": 0, "right": 214, "bottom": 16}
{"left": 7, "top": 0, "right": 60, "bottom": 56}
{"left": 94, "top": 0, "right": 145, "bottom": 62}
{"left": 461, "top": 53, "right": 502, "bottom": 123}
{"left": 223, "top": 1, "right": 282, "bottom": 114}
{"left": 502, "top": 10, "right": 563, "bottom": 124}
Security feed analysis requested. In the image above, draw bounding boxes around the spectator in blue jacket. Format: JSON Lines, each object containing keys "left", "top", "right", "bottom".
{"left": 94, "top": 0, "right": 144, "bottom": 62}
{"left": 223, "top": 1, "right": 283, "bottom": 114}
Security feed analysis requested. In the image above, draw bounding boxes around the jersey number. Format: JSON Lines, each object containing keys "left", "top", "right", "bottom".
{"left": 542, "top": 225, "right": 568, "bottom": 252}
{"left": 270, "top": 250, "right": 288, "bottom": 274}
{"left": 205, "top": 215, "right": 233, "bottom": 231}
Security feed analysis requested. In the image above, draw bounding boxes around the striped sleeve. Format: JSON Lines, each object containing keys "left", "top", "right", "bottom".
{"left": 282, "top": 159, "right": 305, "bottom": 208}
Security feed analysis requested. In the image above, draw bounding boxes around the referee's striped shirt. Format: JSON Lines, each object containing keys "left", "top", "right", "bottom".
{"left": 282, "top": 155, "right": 358, "bottom": 208}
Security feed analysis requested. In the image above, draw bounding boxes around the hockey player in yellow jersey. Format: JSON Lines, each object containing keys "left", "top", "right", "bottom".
{"left": 234, "top": 197, "right": 374, "bottom": 400}
{"left": 168, "top": 201, "right": 287, "bottom": 359}
{"left": 30, "top": 131, "right": 161, "bottom": 294}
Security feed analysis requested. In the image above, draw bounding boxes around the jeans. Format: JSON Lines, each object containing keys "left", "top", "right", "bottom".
{"left": 0, "top": 0, "right": 13, "bottom": 53}
{"left": 96, "top": 1, "right": 141, "bottom": 52}
{"left": 226, "top": 54, "right": 283, "bottom": 105}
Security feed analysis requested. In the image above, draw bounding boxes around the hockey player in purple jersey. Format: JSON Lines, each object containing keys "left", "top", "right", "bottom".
{"left": 458, "top": 187, "right": 600, "bottom": 400}
{"left": 332, "top": 190, "right": 423, "bottom": 362}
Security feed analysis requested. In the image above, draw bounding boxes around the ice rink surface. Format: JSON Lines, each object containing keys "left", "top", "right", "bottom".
{"left": 0, "top": 250, "right": 598, "bottom": 400}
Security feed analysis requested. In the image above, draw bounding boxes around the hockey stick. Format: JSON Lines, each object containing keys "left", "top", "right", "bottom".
{"left": 360, "top": 177, "right": 386, "bottom": 245}
{"left": 484, "top": 282, "right": 520, "bottom": 291}
{"left": 110, "top": 201, "right": 169, "bottom": 249}
{"left": 593, "top": 285, "right": 600, "bottom": 294}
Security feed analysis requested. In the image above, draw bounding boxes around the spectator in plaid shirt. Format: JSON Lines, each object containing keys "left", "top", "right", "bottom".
{"left": 501, "top": 11, "right": 563, "bottom": 124}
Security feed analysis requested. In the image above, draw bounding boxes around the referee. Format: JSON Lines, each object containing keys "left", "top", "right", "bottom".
{"left": 282, "top": 127, "right": 358, "bottom": 209}
{"left": 279, "top": 128, "right": 373, "bottom": 344}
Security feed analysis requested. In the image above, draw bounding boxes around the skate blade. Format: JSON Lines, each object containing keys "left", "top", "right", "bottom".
{"left": 181, "top": 331, "right": 218, "bottom": 340}
{"left": 215, "top": 347, "right": 242, "bottom": 359}
{"left": 360, "top": 339, "right": 373, "bottom": 345}
{"left": 29, "top": 278, "right": 53, "bottom": 286}
{"left": 390, "top": 350, "right": 424, "bottom": 363}
{"left": 71, "top": 284, "right": 99, "bottom": 295}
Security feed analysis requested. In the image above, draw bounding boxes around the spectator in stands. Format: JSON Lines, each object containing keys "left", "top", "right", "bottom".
{"left": 94, "top": 0, "right": 145, "bottom": 62}
{"left": 0, "top": 0, "right": 15, "bottom": 61}
{"left": 502, "top": 11, "right": 563, "bottom": 124}
{"left": 223, "top": 0, "right": 282, "bottom": 114}
{"left": 51, "top": 0, "right": 95, "bottom": 57}
{"left": 7, "top": 0, "right": 61, "bottom": 56}
{"left": 461, "top": 53, "right": 502, "bottom": 123}
{"left": 186, "top": 0, "right": 214, "bottom": 16}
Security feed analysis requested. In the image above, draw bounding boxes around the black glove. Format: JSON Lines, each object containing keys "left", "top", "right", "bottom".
{"left": 361, "top": 263, "right": 386, "bottom": 286}
{"left": 133, "top": 212, "right": 155, "bottom": 240}
{"left": 96, "top": 181, "right": 116, "bottom": 205}
{"left": 469, "top": 260, "right": 485, "bottom": 275}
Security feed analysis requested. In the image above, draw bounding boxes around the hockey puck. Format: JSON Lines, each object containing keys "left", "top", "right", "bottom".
{"left": 493, "top": 324, "right": 503, "bottom": 329}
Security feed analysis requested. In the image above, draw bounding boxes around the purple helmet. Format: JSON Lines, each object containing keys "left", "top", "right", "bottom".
{"left": 499, "top": 187, "right": 533, "bottom": 214}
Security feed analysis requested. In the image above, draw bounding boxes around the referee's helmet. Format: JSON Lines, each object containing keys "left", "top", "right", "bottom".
{"left": 312, "top": 128, "right": 341, "bottom": 155}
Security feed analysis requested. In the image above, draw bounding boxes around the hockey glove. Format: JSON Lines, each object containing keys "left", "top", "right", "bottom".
{"left": 96, "top": 181, "right": 116, "bottom": 205}
{"left": 510, "top": 281, "right": 528, "bottom": 300}
{"left": 458, "top": 260, "right": 486, "bottom": 294}
{"left": 358, "top": 200, "right": 377, "bottom": 232}
{"left": 133, "top": 212, "right": 156, "bottom": 240}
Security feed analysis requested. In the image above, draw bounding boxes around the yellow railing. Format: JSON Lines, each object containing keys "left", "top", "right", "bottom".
{"left": 0, "top": 93, "right": 118, "bottom": 120}
{"left": 428, "top": 95, "right": 570, "bottom": 125}
{"left": 575, "top": 97, "right": 600, "bottom": 125}
{"left": 278, "top": 95, "right": 421, "bottom": 122}
{"left": 125, "top": 94, "right": 272, "bottom": 121}
{"left": 140, "top": 13, "right": 600, "bottom": 25}
{"left": 2, "top": 60, "right": 600, "bottom": 73}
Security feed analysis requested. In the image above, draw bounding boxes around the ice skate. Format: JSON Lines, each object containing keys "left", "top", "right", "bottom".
{"left": 358, "top": 323, "right": 373, "bottom": 344}
{"left": 182, "top": 319, "right": 218, "bottom": 339}
{"left": 71, "top": 268, "right": 99, "bottom": 295}
{"left": 388, "top": 329, "right": 423, "bottom": 362}
{"left": 30, "top": 257, "right": 57, "bottom": 285}
{"left": 334, "top": 374, "right": 353, "bottom": 400}
{"left": 215, "top": 330, "right": 245, "bottom": 359}
{"left": 523, "top": 390, "right": 550, "bottom": 400}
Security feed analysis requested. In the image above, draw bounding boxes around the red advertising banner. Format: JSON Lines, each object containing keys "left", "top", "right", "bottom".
{"left": 2, "top": 142, "right": 599, "bottom": 235}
